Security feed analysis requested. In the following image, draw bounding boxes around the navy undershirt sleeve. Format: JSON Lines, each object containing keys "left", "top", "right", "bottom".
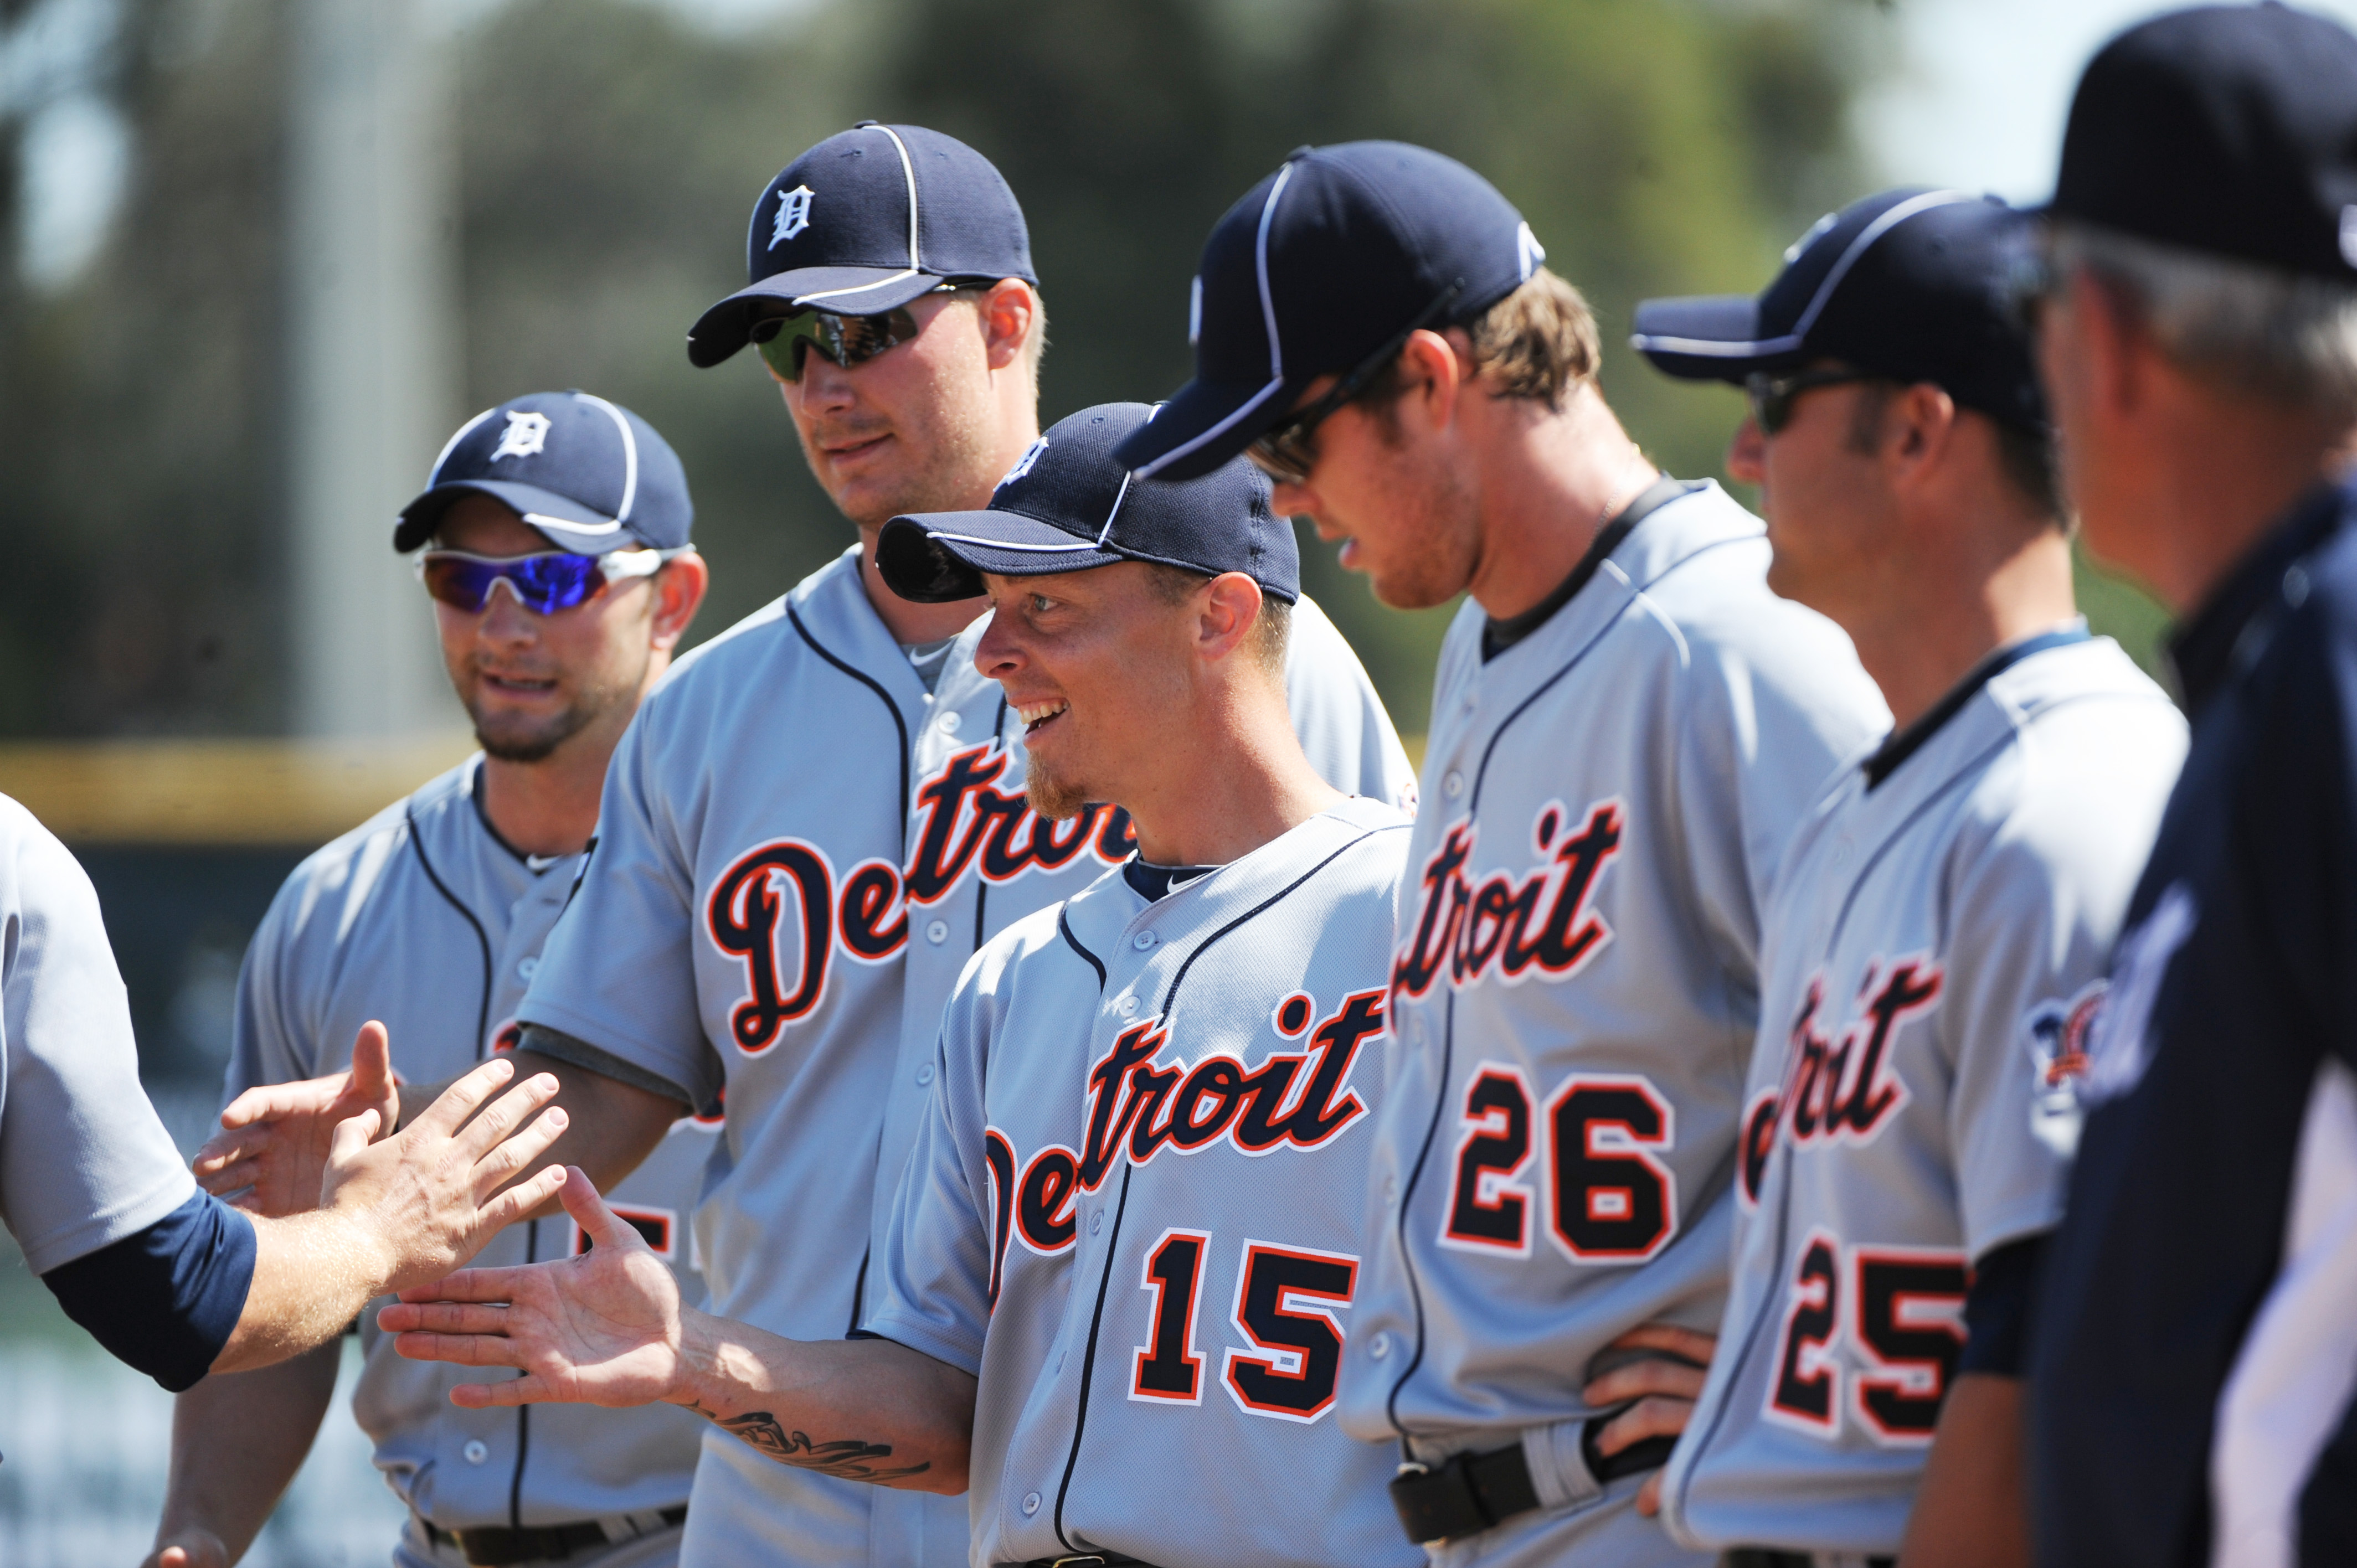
{"left": 40, "top": 1189, "right": 258, "bottom": 1391}
{"left": 1960, "top": 1231, "right": 2045, "bottom": 1376}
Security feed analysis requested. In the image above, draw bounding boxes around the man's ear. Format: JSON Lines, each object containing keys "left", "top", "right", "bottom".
{"left": 1393, "top": 328, "right": 1466, "bottom": 437}
{"left": 1196, "top": 572, "right": 1263, "bottom": 665}
{"left": 2070, "top": 265, "right": 2147, "bottom": 425}
{"left": 980, "top": 280, "right": 1038, "bottom": 374}
{"left": 650, "top": 552, "right": 710, "bottom": 652}
{"left": 1888, "top": 383, "right": 1959, "bottom": 471}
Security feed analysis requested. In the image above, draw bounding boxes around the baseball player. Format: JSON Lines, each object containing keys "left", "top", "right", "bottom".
{"left": 202, "top": 123, "right": 1410, "bottom": 1568}
{"left": 0, "top": 808, "right": 570, "bottom": 1393}
{"left": 1117, "top": 143, "right": 1890, "bottom": 1567}
{"left": 383, "top": 403, "right": 1425, "bottom": 1568}
{"left": 2025, "top": 11, "right": 2357, "bottom": 1565}
{"left": 160, "top": 393, "right": 714, "bottom": 1568}
{"left": 1623, "top": 190, "right": 2188, "bottom": 1568}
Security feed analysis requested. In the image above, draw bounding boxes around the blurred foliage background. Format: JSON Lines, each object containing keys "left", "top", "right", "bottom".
{"left": 0, "top": 0, "right": 1978, "bottom": 747}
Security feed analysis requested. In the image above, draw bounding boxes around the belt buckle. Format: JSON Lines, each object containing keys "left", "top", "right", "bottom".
{"left": 1051, "top": 1557, "right": 1109, "bottom": 1567}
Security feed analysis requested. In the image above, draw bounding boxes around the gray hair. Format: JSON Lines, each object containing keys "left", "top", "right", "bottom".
{"left": 2054, "top": 221, "right": 2357, "bottom": 420}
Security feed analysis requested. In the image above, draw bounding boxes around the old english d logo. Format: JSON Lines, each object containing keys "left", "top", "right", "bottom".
{"left": 771, "top": 184, "right": 815, "bottom": 248}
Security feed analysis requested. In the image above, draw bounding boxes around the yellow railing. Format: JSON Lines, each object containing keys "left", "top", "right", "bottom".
{"left": 0, "top": 735, "right": 478, "bottom": 847}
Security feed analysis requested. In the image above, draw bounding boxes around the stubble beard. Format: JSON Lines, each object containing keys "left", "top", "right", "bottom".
{"left": 467, "top": 657, "right": 642, "bottom": 765}
{"left": 1026, "top": 762, "right": 1094, "bottom": 823}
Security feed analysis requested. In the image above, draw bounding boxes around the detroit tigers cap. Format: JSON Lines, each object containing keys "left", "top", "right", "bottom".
{"left": 685, "top": 121, "right": 1036, "bottom": 369}
{"left": 1113, "top": 142, "right": 1547, "bottom": 482}
{"left": 1630, "top": 188, "right": 2048, "bottom": 435}
{"left": 2049, "top": 4, "right": 2357, "bottom": 281}
{"left": 877, "top": 401, "right": 1299, "bottom": 604}
{"left": 392, "top": 390, "right": 693, "bottom": 554}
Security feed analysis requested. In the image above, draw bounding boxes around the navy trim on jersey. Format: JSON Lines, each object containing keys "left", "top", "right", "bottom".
{"left": 1480, "top": 477, "right": 1702, "bottom": 662}
{"left": 1051, "top": 820, "right": 1409, "bottom": 1549}
{"left": 1121, "top": 860, "right": 1219, "bottom": 901}
{"left": 42, "top": 1188, "right": 256, "bottom": 1391}
{"left": 1862, "top": 625, "right": 2091, "bottom": 790}
{"left": 1058, "top": 909, "right": 1108, "bottom": 987}
{"left": 405, "top": 788, "right": 498, "bottom": 1064}
{"left": 788, "top": 600, "right": 913, "bottom": 855}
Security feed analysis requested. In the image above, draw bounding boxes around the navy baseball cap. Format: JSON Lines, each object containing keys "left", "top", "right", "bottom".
{"left": 1630, "top": 188, "right": 2048, "bottom": 434}
{"left": 877, "top": 403, "right": 1299, "bottom": 604}
{"left": 1115, "top": 142, "right": 1546, "bottom": 482}
{"left": 393, "top": 390, "right": 693, "bottom": 554}
{"left": 686, "top": 121, "right": 1036, "bottom": 369}
{"left": 2051, "top": 4, "right": 2357, "bottom": 281}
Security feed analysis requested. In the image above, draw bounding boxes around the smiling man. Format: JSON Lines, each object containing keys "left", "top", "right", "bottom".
{"left": 1120, "top": 143, "right": 1890, "bottom": 1568}
{"left": 163, "top": 391, "right": 716, "bottom": 1568}
{"left": 202, "top": 125, "right": 1411, "bottom": 1568}
{"left": 384, "top": 402, "right": 1423, "bottom": 1568}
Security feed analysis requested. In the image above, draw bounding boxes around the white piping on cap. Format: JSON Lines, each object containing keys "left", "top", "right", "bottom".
{"left": 1627, "top": 188, "right": 1978, "bottom": 360}
{"left": 792, "top": 123, "right": 928, "bottom": 308}
{"left": 571, "top": 391, "right": 640, "bottom": 523}
{"left": 922, "top": 530, "right": 1100, "bottom": 554}
{"left": 523, "top": 511, "right": 625, "bottom": 537}
{"left": 1094, "top": 470, "right": 1135, "bottom": 546}
{"left": 428, "top": 405, "right": 502, "bottom": 486}
{"left": 1130, "top": 161, "right": 1298, "bottom": 479}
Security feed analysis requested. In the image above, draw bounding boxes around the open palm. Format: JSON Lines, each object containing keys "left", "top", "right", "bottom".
{"left": 194, "top": 1024, "right": 401, "bottom": 1216}
{"left": 380, "top": 1167, "right": 689, "bottom": 1410}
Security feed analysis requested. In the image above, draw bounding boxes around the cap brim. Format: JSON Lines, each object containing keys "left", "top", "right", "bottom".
{"left": 686, "top": 267, "right": 950, "bottom": 368}
{"left": 1112, "top": 374, "right": 1310, "bottom": 482}
{"left": 393, "top": 479, "right": 640, "bottom": 554}
{"left": 1628, "top": 294, "right": 1805, "bottom": 384}
{"left": 876, "top": 511, "right": 1124, "bottom": 603}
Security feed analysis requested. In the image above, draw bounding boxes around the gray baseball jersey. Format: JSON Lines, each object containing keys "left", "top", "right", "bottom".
{"left": 516, "top": 546, "right": 1413, "bottom": 1568}
{"left": 229, "top": 759, "right": 711, "bottom": 1554}
{"left": 0, "top": 796, "right": 197, "bottom": 1275}
{"left": 1656, "top": 632, "right": 2186, "bottom": 1557}
{"left": 1340, "top": 483, "right": 1889, "bottom": 1565}
{"left": 866, "top": 797, "right": 1419, "bottom": 1568}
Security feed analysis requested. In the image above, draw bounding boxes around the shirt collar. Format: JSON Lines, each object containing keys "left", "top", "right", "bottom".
{"left": 2168, "top": 481, "right": 2349, "bottom": 715}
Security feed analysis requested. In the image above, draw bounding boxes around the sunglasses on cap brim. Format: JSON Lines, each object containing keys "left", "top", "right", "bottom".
{"left": 415, "top": 548, "right": 679, "bottom": 615}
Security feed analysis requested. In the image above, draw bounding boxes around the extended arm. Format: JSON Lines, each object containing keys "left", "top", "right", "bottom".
{"left": 196, "top": 1039, "right": 683, "bottom": 1221}
{"left": 1898, "top": 1374, "right": 2029, "bottom": 1568}
{"left": 381, "top": 1168, "right": 976, "bottom": 1495}
{"left": 145, "top": 1341, "right": 341, "bottom": 1568}
{"left": 44, "top": 1027, "right": 570, "bottom": 1385}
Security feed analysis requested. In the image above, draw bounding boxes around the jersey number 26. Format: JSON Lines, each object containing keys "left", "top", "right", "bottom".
{"left": 1438, "top": 1064, "right": 1678, "bottom": 1262}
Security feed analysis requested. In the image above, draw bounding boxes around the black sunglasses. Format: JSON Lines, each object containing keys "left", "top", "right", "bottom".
{"left": 1744, "top": 368, "right": 1881, "bottom": 436}
{"left": 747, "top": 283, "right": 986, "bottom": 381}
{"left": 1247, "top": 279, "right": 1465, "bottom": 485}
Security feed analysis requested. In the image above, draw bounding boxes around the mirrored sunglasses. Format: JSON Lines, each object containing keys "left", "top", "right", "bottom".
{"left": 416, "top": 548, "right": 669, "bottom": 615}
{"left": 750, "top": 305, "right": 923, "bottom": 381}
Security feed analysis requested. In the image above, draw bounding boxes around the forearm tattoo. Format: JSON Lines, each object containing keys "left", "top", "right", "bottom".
{"left": 687, "top": 1402, "right": 930, "bottom": 1480}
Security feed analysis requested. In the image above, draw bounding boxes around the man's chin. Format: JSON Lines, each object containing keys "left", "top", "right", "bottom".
{"left": 474, "top": 713, "right": 587, "bottom": 765}
{"left": 1026, "top": 766, "right": 1095, "bottom": 823}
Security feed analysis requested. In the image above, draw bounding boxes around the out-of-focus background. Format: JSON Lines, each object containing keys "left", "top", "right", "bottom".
{"left": 0, "top": 0, "right": 2326, "bottom": 1560}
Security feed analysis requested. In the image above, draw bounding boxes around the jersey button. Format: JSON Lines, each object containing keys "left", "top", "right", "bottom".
{"left": 939, "top": 710, "right": 962, "bottom": 734}
{"left": 916, "top": 1063, "right": 935, "bottom": 1086}
{"left": 1131, "top": 931, "right": 1156, "bottom": 951}
{"left": 926, "top": 920, "right": 950, "bottom": 945}
{"left": 516, "top": 955, "right": 538, "bottom": 982}
{"left": 1090, "top": 1209, "right": 1104, "bottom": 1235}
{"left": 1369, "top": 1331, "right": 1391, "bottom": 1360}
{"left": 1443, "top": 770, "right": 1465, "bottom": 799}
{"left": 462, "top": 1440, "right": 490, "bottom": 1464}
{"left": 1021, "top": 1492, "right": 1042, "bottom": 1516}
{"left": 1118, "top": 994, "right": 1140, "bottom": 1015}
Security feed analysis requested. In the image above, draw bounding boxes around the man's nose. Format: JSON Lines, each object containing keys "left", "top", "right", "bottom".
{"left": 1725, "top": 416, "right": 1768, "bottom": 486}
{"left": 974, "top": 612, "right": 1024, "bottom": 679}
{"left": 476, "top": 579, "right": 541, "bottom": 641}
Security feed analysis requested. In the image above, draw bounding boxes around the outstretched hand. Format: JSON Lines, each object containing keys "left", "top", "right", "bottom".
{"left": 1580, "top": 1322, "right": 1716, "bottom": 1517}
{"left": 194, "top": 1022, "right": 403, "bottom": 1215}
{"left": 381, "top": 1167, "right": 689, "bottom": 1409}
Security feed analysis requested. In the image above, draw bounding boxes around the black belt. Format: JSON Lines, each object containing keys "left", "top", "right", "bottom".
{"left": 421, "top": 1505, "right": 687, "bottom": 1566}
{"left": 1388, "top": 1416, "right": 1675, "bottom": 1544}
{"left": 1723, "top": 1554, "right": 1894, "bottom": 1568}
